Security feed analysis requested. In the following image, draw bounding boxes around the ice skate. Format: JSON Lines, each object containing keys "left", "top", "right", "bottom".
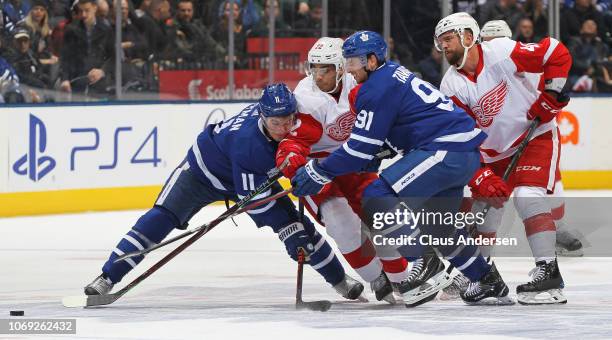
{"left": 397, "top": 255, "right": 452, "bottom": 307}
{"left": 334, "top": 274, "right": 367, "bottom": 302}
{"left": 461, "top": 263, "right": 514, "bottom": 305}
{"left": 84, "top": 274, "right": 113, "bottom": 296}
{"left": 556, "top": 229, "right": 583, "bottom": 257}
{"left": 370, "top": 271, "right": 396, "bottom": 304}
{"left": 517, "top": 258, "right": 567, "bottom": 305}
{"left": 439, "top": 272, "right": 470, "bottom": 300}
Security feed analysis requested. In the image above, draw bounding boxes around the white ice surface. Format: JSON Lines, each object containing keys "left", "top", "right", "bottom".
{"left": 1, "top": 191, "right": 612, "bottom": 339}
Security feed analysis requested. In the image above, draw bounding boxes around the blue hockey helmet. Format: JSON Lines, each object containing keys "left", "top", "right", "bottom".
{"left": 342, "top": 31, "right": 387, "bottom": 62}
{"left": 258, "top": 83, "right": 297, "bottom": 117}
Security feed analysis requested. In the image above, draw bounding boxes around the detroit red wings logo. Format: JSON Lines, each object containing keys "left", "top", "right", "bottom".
{"left": 326, "top": 111, "right": 356, "bottom": 141}
{"left": 471, "top": 81, "right": 508, "bottom": 127}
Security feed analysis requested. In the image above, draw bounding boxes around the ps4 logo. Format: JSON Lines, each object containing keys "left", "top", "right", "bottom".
{"left": 13, "top": 114, "right": 56, "bottom": 182}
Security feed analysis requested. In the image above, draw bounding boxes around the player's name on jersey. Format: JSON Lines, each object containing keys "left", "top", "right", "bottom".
{"left": 372, "top": 234, "right": 518, "bottom": 247}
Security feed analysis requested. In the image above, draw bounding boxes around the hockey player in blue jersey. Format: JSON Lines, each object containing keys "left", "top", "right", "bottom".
{"left": 84, "top": 83, "right": 365, "bottom": 301}
{"left": 291, "top": 31, "right": 514, "bottom": 306}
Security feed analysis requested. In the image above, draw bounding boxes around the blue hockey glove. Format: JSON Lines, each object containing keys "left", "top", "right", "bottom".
{"left": 291, "top": 159, "right": 333, "bottom": 197}
{"left": 277, "top": 222, "right": 314, "bottom": 261}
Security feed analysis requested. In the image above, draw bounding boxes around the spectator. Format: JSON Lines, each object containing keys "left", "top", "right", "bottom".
{"left": 49, "top": 0, "right": 80, "bottom": 57}
{"left": 166, "top": 0, "right": 225, "bottom": 63}
{"left": 522, "top": 0, "right": 548, "bottom": 39}
{"left": 132, "top": 0, "right": 151, "bottom": 18}
{"left": 213, "top": 0, "right": 261, "bottom": 31}
{"left": 293, "top": 0, "right": 321, "bottom": 37}
{"left": 112, "top": 0, "right": 148, "bottom": 61}
{"left": 515, "top": 17, "right": 539, "bottom": 42}
{"left": 561, "top": 0, "right": 607, "bottom": 41}
{"left": 387, "top": 36, "right": 414, "bottom": 70}
{"left": 567, "top": 19, "right": 609, "bottom": 91}
{"left": 212, "top": 0, "right": 249, "bottom": 68}
{"left": 416, "top": 45, "right": 442, "bottom": 88}
{"left": 21, "top": 0, "right": 57, "bottom": 68}
{"left": 8, "top": 27, "right": 49, "bottom": 88}
{"left": 140, "top": 0, "right": 171, "bottom": 59}
{"left": 59, "top": 0, "right": 114, "bottom": 95}
{"left": 96, "top": 0, "right": 111, "bottom": 26}
{"left": 109, "top": 0, "right": 150, "bottom": 89}
{"left": 250, "top": 0, "right": 292, "bottom": 37}
{"left": 478, "top": 0, "right": 525, "bottom": 31}
{"left": 2, "top": 0, "right": 32, "bottom": 35}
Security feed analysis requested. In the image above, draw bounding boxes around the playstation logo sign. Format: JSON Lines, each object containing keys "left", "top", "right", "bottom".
{"left": 13, "top": 114, "right": 56, "bottom": 182}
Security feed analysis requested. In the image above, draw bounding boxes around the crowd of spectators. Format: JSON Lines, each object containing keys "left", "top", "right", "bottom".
{"left": 0, "top": 0, "right": 610, "bottom": 103}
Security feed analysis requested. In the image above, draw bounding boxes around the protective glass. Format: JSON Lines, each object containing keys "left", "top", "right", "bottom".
{"left": 434, "top": 31, "right": 459, "bottom": 52}
{"left": 344, "top": 55, "right": 368, "bottom": 72}
{"left": 306, "top": 64, "right": 335, "bottom": 77}
{"left": 262, "top": 113, "right": 296, "bottom": 132}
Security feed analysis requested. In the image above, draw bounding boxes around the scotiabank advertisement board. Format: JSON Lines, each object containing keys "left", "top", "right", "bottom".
{"left": 159, "top": 70, "right": 304, "bottom": 100}
{"left": 159, "top": 37, "right": 318, "bottom": 100}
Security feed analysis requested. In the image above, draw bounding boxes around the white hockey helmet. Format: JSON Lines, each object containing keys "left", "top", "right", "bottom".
{"left": 306, "top": 37, "right": 344, "bottom": 93}
{"left": 434, "top": 12, "right": 480, "bottom": 70}
{"left": 481, "top": 20, "right": 512, "bottom": 40}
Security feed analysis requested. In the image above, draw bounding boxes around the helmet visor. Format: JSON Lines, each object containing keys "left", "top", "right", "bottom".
{"left": 306, "top": 63, "right": 335, "bottom": 77}
{"left": 344, "top": 55, "right": 367, "bottom": 72}
{"left": 434, "top": 30, "right": 459, "bottom": 52}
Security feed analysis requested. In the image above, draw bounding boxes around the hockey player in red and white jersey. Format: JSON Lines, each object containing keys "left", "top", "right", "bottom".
{"left": 436, "top": 12, "right": 572, "bottom": 305}
{"left": 275, "top": 37, "right": 410, "bottom": 304}
{"left": 480, "top": 19, "right": 584, "bottom": 257}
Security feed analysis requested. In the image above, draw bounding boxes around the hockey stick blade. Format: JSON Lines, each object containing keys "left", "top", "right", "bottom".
{"left": 62, "top": 293, "right": 121, "bottom": 308}
{"left": 296, "top": 300, "right": 332, "bottom": 312}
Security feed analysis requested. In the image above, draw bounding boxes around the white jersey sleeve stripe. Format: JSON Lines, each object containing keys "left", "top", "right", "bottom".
{"left": 246, "top": 200, "right": 276, "bottom": 214}
{"left": 349, "top": 133, "right": 384, "bottom": 146}
{"left": 192, "top": 142, "right": 227, "bottom": 191}
{"left": 433, "top": 128, "right": 482, "bottom": 143}
{"left": 543, "top": 38, "right": 559, "bottom": 65}
{"left": 391, "top": 150, "right": 447, "bottom": 193}
{"left": 342, "top": 143, "right": 374, "bottom": 160}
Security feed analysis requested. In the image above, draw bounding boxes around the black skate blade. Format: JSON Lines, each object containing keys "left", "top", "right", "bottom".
{"left": 464, "top": 295, "right": 516, "bottom": 306}
{"left": 296, "top": 300, "right": 332, "bottom": 312}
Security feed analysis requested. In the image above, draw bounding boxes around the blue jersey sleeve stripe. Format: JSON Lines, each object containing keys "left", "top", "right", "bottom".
{"left": 433, "top": 128, "right": 482, "bottom": 143}
{"left": 349, "top": 133, "right": 384, "bottom": 146}
{"left": 192, "top": 142, "right": 227, "bottom": 191}
{"left": 342, "top": 143, "right": 375, "bottom": 160}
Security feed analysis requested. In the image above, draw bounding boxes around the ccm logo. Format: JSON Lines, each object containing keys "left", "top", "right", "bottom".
{"left": 516, "top": 166, "right": 542, "bottom": 172}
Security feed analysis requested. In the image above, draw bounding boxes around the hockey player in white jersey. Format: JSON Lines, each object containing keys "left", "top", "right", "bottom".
{"left": 479, "top": 19, "right": 584, "bottom": 257}
{"left": 275, "top": 37, "right": 410, "bottom": 303}
{"left": 436, "top": 12, "right": 572, "bottom": 304}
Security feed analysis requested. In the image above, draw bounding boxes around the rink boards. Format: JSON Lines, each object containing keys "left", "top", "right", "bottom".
{"left": 1, "top": 97, "right": 611, "bottom": 216}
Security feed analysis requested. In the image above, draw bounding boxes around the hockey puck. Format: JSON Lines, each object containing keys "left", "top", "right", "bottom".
{"left": 10, "top": 310, "right": 24, "bottom": 316}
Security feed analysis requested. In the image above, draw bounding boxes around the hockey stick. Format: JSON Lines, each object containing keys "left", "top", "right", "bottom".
{"left": 62, "top": 161, "right": 289, "bottom": 308}
{"left": 295, "top": 201, "right": 332, "bottom": 312}
{"left": 446, "top": 118, "right": 541, "bottom": 274}
{"left": 113, "top": 188, "right": 293, "bottom": 263}
{"left": 295, "top": 249, "right": 332, "bottom": 312}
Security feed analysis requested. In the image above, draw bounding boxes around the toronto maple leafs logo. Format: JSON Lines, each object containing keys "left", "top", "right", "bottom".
{"left": 471, "top": 81, "right": 508, "bottom": 127}
{"left": 326, "top": 111, "right": 356, "bottom": 141}
{"left": 360, "top": 33, "right": 369, "bottom": 42}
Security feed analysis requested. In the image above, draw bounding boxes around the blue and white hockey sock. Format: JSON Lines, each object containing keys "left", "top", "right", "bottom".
{"left": 102, "top": 206, "right": 179, "bottom": 283}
